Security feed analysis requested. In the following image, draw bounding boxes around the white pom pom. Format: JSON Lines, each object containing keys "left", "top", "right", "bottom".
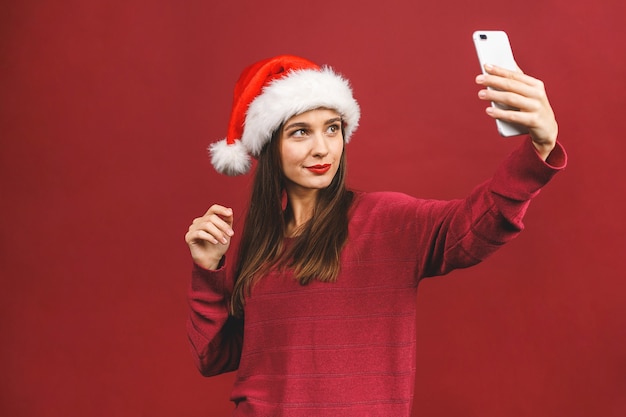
{"left": 208, "top": 139, "right": 251, "bottom": 176}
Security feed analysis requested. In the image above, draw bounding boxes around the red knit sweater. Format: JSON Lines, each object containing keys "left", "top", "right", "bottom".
{"left": 187, "top": 139, "right": 567, "bottom": 416}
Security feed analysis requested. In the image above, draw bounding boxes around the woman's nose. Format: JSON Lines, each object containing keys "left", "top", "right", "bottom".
{"left": 311, "top": 132, "right": 329, "bottom": 157}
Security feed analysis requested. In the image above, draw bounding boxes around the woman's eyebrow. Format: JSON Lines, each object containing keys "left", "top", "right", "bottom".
{"left": 283, "top": 122, "right": 310, "bottom": 131}
{"left": 284, "top": 117, "right": 342, "bottom": 132}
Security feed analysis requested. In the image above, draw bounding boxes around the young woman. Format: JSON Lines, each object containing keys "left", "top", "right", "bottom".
{"left": 185, "top": 54, "right": 566, "bottom": 416}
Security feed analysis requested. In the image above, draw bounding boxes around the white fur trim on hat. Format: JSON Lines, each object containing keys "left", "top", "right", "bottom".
{"left": 209, "top": 138, "right": 251, "bottom": 175}
{"left": 242, "top": 67, "right": 360, "bottom": 157}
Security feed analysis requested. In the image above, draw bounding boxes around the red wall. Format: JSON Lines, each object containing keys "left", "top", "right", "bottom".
{"left": 1, "top": 1, "right": 625, "bottom": 416}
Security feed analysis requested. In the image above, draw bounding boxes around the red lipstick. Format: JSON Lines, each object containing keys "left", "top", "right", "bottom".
{"left": 306, "top": 164, "right": 331, "bottom": 174}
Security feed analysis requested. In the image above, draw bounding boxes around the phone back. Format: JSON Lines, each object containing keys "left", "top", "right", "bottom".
{"left": 473, "top": 30, "right": 529, "bottom": 137}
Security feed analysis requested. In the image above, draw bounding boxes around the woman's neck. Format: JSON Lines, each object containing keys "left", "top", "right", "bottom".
{"left": 285, "top": 188, "right": 318, "bottom": 237}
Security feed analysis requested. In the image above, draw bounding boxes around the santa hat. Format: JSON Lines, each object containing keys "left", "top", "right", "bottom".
{"left": 209, "top": 55, "right": 361, "bottom": 175}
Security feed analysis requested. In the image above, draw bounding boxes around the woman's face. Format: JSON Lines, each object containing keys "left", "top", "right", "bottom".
{"left": 279, "top": 108, "right": 344, "bottom": 196}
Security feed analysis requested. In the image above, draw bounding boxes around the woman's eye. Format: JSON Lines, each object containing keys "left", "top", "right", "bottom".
{"left": 327, "top": 124, "right": 340, "bottom": 134}
{"left": 291, "top": 129, "right": 307, "bottom": 137}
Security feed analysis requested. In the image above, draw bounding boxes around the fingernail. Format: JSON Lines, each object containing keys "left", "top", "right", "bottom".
{"left": 485, "top": 64, "right": 494, "bottom": 70}
{"left": 478, "top": 90, "right": 487, "bottom": 98}
{"left": 476, "top": 75, "right": 485, "bottom": 83}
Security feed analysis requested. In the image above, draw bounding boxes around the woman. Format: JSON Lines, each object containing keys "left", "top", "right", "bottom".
{"left": 185, "top": 54, "right": 566, "bottom": 416}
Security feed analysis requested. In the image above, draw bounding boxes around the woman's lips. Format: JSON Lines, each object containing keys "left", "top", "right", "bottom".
{"left": 306, "top": 164, "right": 331, "bottom": 174}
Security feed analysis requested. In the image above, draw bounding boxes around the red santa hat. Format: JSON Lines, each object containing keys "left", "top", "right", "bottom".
{"left": 209, "top": 54, "right": 361, "bottom": 175}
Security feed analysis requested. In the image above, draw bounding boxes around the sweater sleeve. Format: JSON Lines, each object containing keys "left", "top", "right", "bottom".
{"left": 186, "top": 260, "right": 243, "bottom": 376}
{"left": 419, "top": 137, "right": 567, "bottom": 278}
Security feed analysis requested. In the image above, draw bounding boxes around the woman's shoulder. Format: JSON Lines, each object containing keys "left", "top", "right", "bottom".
{"left": 347, "top": 191, "right": 428, "bottom": 235}
{"left": 353, "top": 190, "right": 416, "bottom": 204}
{"left": 351, "top": 190, "right": 420, "bottom": 215}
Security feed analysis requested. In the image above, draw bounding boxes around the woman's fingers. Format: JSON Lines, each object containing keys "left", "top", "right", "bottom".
{"left": 203, "top": 204, "right": 233, "bottom": 223}
{"left": 479, "top": 88, "right": 536, "bottom": 113}
{"left": 475, "top": 64, "right": 558, "bottom": 152}
{"left": 196, "top": 205, "right": 234, "bottom": 238}
{"left": 476, "top": 68, "right": 540, "bottom": 104}
{"left": 193, "top": 215, "right": 233, "bottom": 245}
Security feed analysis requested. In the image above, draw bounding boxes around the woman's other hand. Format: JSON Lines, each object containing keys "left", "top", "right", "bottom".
{"left": 185, "top": 204, "right": 234, "bottom": 270}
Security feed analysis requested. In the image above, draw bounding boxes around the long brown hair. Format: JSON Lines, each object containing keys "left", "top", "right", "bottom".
{"left": 230, "top": 126, "right": 353, "bottom": 316}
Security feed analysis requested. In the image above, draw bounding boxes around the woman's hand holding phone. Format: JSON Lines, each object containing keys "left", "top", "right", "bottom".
{"left": 473, "top": 31, "right": 558, "bottom": 160}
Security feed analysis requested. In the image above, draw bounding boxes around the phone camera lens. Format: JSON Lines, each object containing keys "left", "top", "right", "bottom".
{"left": 479, "top": 34, "right": 487, "bottom": 40}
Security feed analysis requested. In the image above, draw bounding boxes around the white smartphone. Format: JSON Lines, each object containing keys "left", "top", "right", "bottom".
{"left": 473, "top": 30, "right": 528, "bottom": 137}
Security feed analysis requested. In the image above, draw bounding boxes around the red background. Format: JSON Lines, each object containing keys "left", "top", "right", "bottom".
{"left": 1, "top": 0, "right": 625, "bottom": 416}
